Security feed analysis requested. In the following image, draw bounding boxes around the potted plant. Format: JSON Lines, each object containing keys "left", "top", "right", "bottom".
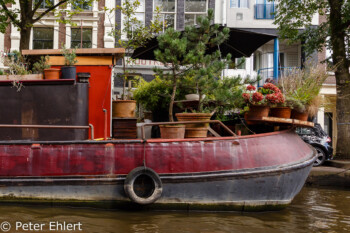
{"left": 32, "top": 56, "right": 60, "bottom": 80}
{"left": 242, "top": 83, "right": 284, "bottom": 120}
{"left": 0, "top": 51, "right": 43, "bottom": 82}
{"left": 278, "top": 65, "right": 328, "bottom": 121}
{"left": 173, "top": 10, "right": 232, "bottom": 138}
{"left": 61, "top": 46, "right": 78, "bottom": 80}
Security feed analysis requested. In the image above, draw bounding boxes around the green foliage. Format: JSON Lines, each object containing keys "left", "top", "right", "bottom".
{"left": 32, "top": 56, "right": 51, "bottom": 74}
{"left": 0, "top": 0, "right": 97, "bottom": 50}
{"left": 274, "top": 0, "right": 329, "bottom": 56}
{"left": 61, "top": 45, "right": 78, "bottom": 66}
{"left": 1, "top": 51, "right": 31, "bottom": 75}
{"left": 153, "top": 9, "right": 233, "bottom": 119}
{"left": 183, "top": 9, "right": 232, "bottom": 112}
{"left": 278, "top": 65, "right": 328, "bottom": 112}
{"left": 133, "top": 77, "right": 186, "bottom": 113}
{"left": 109, "top": 0, "right": 163, "bottom": 100}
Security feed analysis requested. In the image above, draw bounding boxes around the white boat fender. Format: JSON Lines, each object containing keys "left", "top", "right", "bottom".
{"left": 124, "top": 167, "right": 163, "bottom": 205}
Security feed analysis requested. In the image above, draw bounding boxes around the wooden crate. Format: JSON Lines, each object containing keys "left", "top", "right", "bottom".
{"left": 112, "top": 118, "right": 137, "bottom": 139}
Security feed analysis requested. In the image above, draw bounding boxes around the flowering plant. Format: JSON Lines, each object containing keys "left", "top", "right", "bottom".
{"left": 242, "top": 83, "right": 285, "bottom": 106}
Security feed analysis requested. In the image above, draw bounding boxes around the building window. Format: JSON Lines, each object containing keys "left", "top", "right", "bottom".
{"left": 34, "top": 0, "right": 54, "bottom": 9}
{"left": 230, "top": 0, "right": 249, "bottom": 8}
{"left": 72, "top": 0, "right": 92, "bottom": 11}
{"left": 185, "top": 0, "right": 207, "bottom": 26}
{"left": 71, "top": 28, "right": 92, "bottom": 48}
{"left": 155, "top": 0, "right": 176, "bottom": 29}
{"left": 255, "top": 0, "right": 275, "bottom": 19}
{"left": 122, "top": 0, "right": 145, "bottom": 39}
{"left": 33, "top": 28, "right": 54, "bottom": 49}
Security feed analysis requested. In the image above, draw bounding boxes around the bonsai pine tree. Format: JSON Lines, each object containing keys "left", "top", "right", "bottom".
{"left": 183, "top": 9, "right": 232, "bottom": 113}
{"left": 153, "top": 9, "right": 233, "bottom": 121}
{"left": 153, "top": 28, "right": 190, "bottom": 122}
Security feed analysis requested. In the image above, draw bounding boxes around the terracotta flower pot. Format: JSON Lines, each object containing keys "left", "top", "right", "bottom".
{"left": 291, "top": 110, "right": 308, "bottom": 121}
{"left": 159, "top": 125, "right": 185, "bottom": 139}
{"left": 44, "top": 68, "right": 60, "bottom": 80}
{"left": 184, "top": 127, "right": 208, "bottom": 138}
{"left": 175, "top": 113, "right": 212, "bottom": 138}
{"left": 246, "top": 105, "right": 270, "bottom": 120}
{"left": 269, "top": 107, "right": 292, "bottom": 119}
{"left": 112, "top": 100, "right": 136, "bottom": 118}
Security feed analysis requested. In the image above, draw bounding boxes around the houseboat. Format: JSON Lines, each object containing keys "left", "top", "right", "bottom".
{"left": 0, "top": 49, "right": 316, "bottom": 211}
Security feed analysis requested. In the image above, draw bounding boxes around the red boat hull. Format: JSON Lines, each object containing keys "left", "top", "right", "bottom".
{"left": 0, "top": 130, "right": 315, "bottom": 211}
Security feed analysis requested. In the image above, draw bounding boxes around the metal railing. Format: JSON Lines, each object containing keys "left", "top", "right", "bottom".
{"left": 140, "top": 120, "right": 237, "bottom": 140}
{"left": 0, "top": 124, "right": 94, "bottom": 140}
{"left": 257, "top": 67, "right": 300, "bottom": 86}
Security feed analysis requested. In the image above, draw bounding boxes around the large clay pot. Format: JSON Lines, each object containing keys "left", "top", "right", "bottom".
{"left": 112, "top": 100, "right": 136, "bottom": 118}
{"left": 291, "top": 110, "right": 308, "bottom": 121}
{"left": 159, "top": 125, "right": 185, "bottom": 139}
{"left": 246, "top": 105, "right": 270, "bottom": 119}
{"left": 269, "top": 107, "right": 292, "bottom": 119}
{"left": 44, "top": 68, "right": 60, "bottom": 80}
{"left": 175, "top": 113, "right": 212, "bottom": 138}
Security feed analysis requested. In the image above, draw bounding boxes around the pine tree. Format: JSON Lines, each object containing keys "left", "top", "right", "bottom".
{"left": 184, "top": 9, "right": 232, "bottom": 112}
{"left": 154, "top": 9, "right": 232, "bottom": 121}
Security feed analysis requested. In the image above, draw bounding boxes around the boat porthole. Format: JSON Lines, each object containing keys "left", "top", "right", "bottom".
{"left": 124, "top": 167, "right": 163, "bottom": 205}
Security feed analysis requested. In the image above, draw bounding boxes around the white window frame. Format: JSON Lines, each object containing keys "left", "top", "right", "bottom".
{"left": 230, "top": 0, "right": 249, "bottom": 8}
{"left": 154, "top": 0, "right": 177, "bottom": 31}
{"left": 121, "top": 0, "right": 146, "bottom": 39}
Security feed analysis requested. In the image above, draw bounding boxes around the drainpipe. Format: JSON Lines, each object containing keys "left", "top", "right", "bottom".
{"left": 273, "top": 38, "right": 279, "bottom": 81}
{"left": 222, "top": 0, "right": 226, "bottom": 26}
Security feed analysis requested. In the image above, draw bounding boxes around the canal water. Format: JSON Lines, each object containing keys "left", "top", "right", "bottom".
{"left": 0, "top": 187, "right": 349, "bottom": 233}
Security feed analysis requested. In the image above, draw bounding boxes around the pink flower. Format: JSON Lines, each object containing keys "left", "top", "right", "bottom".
{"left": 252, "top": 92, "right": 264, "bottom": 102}
{"left": 246, "top": 85, "right": 256, "bottom": 91}
{"left": 242, "top": 93, "right": 250, "bottom": 102}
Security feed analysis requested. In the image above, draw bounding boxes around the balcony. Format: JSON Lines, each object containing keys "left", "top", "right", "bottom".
{"left": 257, "top": 67, "right": 300, "bottom": 86}
{"left": 255, "top": 4, "right": 275, "bottom": 20}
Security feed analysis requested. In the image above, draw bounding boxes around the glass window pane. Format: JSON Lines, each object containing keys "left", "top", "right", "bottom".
{"left": 240, "top": 0, "right": 248, "bottom": 8}
{"left": 71, "top": 28, "right": 92, "bottom": 48}
{"left": 185, "top": 14, "right": 195, "bottom": 26}
{"left": 164, "top": 14, "right": 175, "bottom": 28}
{"left": 185, "top": 0, "right": 207, "bottom": 12}
{"left": 135, "top": 0, "right": 145, "bottom": 12}
{"left": 155, "top": 0, "right": 175, "bottom": 12}
{"left": 33, "top": 28, "right": 53, "bottom": 49}
{"left": 230, "top": 0, "right": 238, "bottom": 8}
{"left": 72, "top": 1, "right": 92, "bottom": 10}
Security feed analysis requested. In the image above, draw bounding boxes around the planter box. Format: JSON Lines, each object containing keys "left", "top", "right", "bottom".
{"left": 0, "top": 74, "right": 43, "bottom": 81}
{"left": 112, "top": 118, "right": 137, "bottom": 139}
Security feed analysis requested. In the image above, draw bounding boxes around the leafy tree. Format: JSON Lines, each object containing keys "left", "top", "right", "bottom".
{"left": 0, "top": 0, "right": 96, "bottom": 51}
{"left": 274, "top": 0, "right": 350, "bottom": 159}
{"left": 111, "top": 0, "right": 163, "bottom": 99}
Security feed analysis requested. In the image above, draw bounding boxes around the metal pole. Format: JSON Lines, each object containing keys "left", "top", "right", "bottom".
{"left": 80, "top": 19, "right": 83, "bottom": 48}
{"left": 273, "top": 38, "right": 279, "bottom": 81}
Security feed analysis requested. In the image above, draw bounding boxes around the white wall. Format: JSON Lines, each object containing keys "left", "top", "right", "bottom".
{"left": 225, "top": 0, "right": 318, "bottom": 29}
{"left": 0, "top": 32, "right": 4, "bottom": 69}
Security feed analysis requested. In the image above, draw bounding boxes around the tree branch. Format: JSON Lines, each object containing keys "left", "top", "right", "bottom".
{"left": 0, "top": 1, "right": 21, "bottom": 27}
{"left": 32, "top": 0, "right": 45, "bottom": 14}
{"left": 33, "top": 0, "right": 68, "bottom": 23}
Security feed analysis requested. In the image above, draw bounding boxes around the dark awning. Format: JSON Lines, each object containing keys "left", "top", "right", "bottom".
{"left": 132, "top": 27, "right": 277, "bottom": 60}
